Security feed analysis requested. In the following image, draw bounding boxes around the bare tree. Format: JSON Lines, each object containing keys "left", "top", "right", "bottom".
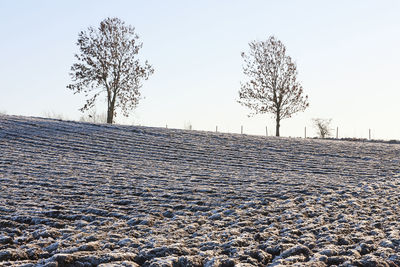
{"left": 313, "top": 118, "right": 332, "bottom": 138}
{"left": 238, "top": 36, "right": 309, "bottom": 136}
{"left": 67, "top": 17, "right": 154, "bottom": 124}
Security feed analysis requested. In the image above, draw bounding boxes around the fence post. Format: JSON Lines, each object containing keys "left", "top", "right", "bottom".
{"left": 336, "top": 127, "right": 338, "bottom": 139}
{"left": 216, "top": 126, "right": 218, "bottom": 133}
{"left": 166, "top": 124, "right": 168, "bottom": 129}
{"left": 241, "top": 125, "right": 243, "bottom": 134}
{"left": 304, "top": 126, "right": 307, "bottom": 138}
{"left": 266, "top": 126, "right": 268, "bottom": 137}
{"left": 369, "top": 129, "right": 371, "bottom": 140}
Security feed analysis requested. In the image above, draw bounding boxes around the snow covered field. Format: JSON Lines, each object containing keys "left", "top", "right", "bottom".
{"left": 0, "top": 115, "right": 399, "bottom": 266}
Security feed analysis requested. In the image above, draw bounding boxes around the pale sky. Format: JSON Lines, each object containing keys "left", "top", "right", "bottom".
{"left": 1, "top": 0, "right": 400, "bottom": 140}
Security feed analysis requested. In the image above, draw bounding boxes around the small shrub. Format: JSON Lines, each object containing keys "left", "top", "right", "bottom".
{"left": 313, "top": 118, "right": 332, "bottom": 138}
{"left": 43, "top": 111, "right": 65, "bottom": 120}
{"left": 79, "top": 108, "right": 107, "bottom": 123}
{"left": 184, "top": 121, "right": 192, "bottom": 130}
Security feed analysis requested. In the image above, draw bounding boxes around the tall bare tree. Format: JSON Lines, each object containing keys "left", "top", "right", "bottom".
{"left": 67, "top": 17, "right": 154, "bottom": 124}
{"left": 238, "top": 36, "right": 309, "bottom": 136}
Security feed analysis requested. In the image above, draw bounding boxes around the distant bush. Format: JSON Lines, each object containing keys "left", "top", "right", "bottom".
{"left": 313, "top": 118, "right": 332, "bottom": 138}
{"left": 79, "top": 109, "right": 107, "bottom": 124}
{"left": 42, "top": 111, "right": 65, "bottom": 120}
{"left": 184, "top": 121, "right": 192, "bottom": 130}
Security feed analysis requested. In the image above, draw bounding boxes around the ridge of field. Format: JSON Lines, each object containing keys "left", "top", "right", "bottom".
{"left": 0, "top": 115, "right": 399, "bottom": 266}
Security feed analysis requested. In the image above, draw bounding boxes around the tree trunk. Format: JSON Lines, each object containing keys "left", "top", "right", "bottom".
{"left": 107, "top": 93, "right": 116, "bottom": 124}
{"left": 107, "top": 101, "right": 115, "bottom": 124}
{"left": 275, "top": 113, "right": 280, "bottom": 137}
{"left": 107, "top": 108, "right": 113, "bottom": 124}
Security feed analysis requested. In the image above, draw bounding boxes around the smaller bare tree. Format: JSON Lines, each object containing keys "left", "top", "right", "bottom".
{"left": 313, "top": 118, "right": 332, "bottom": 138}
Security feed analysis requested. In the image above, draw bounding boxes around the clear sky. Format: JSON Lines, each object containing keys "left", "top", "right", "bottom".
{"left": 1, "top": 0, "right": 399, "bottom": 140}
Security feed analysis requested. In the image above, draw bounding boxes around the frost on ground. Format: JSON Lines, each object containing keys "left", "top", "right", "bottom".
{"left": 0, "top": 115, "right": 399, "bottom": 267}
